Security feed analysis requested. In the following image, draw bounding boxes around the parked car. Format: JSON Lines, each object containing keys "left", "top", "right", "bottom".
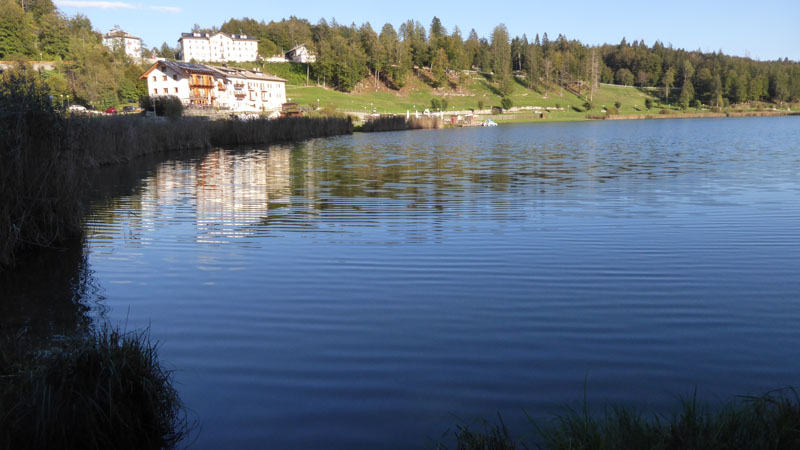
{"left": 105, "top": 107, "right": 117, "bottom": 114}
{"left": 68, "top": 104, "right": 87, "bottom": 112}
{"left": 122, "top": 106, "right": 142, "bottom": 114}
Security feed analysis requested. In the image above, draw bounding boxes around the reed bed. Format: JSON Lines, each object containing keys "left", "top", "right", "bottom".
{"left": 207, "top": 115, "right": 353, "bottom": 147}
{"left": 0, "top": 326, "right": 188, "bottom": 450}
{"left": 0, "top": 68, "right": 83, "bottom": 269}
{"left": 361, "top": 115, "right": 443, "bottom": 132}
{"left": 444, "top": 389, "right": 800, "bottom": 450}
{"left": 66, "top": 115, "right": 353, "bottom": 167}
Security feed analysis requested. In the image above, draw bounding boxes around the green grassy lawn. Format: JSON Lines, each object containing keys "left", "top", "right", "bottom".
{"left": 284, "top": 72, "right": 664, "bottom": 119}
{"left": 272, "top": 68, "right": 795, "bottom": 122}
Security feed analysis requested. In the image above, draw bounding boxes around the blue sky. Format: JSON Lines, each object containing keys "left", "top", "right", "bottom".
{"left": 54, "top": 0, "right": 800, "bottom": 61}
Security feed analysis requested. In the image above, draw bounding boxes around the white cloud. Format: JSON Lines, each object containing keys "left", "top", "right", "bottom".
{"left": 56, "top": 0, "right": 136, "bottom": 8}
{"left": 150, "top": 5, "right": 181, "bottom": 12}
{"left": 55, "top": 0, "right": 181, "bottom": 12}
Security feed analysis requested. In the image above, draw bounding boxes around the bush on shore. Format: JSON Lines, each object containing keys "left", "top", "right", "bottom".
{"left": 0, "top": 327, "right": 189, "bottom": 450}
{"left": 138, "top": 95, "right": 184, "bottom": 118}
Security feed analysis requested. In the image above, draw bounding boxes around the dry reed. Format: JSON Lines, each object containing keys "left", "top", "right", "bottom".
{"left": 361, "top": 115, "right": 443, "bottom": 132}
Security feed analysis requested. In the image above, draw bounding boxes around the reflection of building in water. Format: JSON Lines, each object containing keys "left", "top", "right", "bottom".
{"left": 116, "top": 161, "right": 199, "bottom": 245}
{"left": 195, "top": 149, "right": 291, "bottom": 242}
{"left": 101, "top": 149, "right": 294, "bottom": 245}
{"left": 265, "top": 148, "right": 291, "bottom": 204}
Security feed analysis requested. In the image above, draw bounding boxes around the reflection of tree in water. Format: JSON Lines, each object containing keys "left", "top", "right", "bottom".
{"left": 0, "top": 238, "right": 102, "bottom": 344}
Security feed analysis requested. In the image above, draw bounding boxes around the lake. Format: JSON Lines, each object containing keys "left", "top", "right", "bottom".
{"left": 7, "top": 117, "right": 800, "bottom": 448}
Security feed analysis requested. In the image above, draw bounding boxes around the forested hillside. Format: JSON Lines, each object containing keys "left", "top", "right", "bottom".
{"left": 0, "top": 0, "right": 146, "bottom": 108}
{"left": 220, "top": 16, "right": 800, "bottom": 107}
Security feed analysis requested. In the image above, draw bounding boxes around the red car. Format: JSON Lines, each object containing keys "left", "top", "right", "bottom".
{"left": 105, "top": 107, "right": 117, "bottom": 114}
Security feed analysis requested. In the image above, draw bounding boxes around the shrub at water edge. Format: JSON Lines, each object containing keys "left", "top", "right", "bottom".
{"left": 444, "top": 389, "right": 800, "bottom": 450}
{"left": 0, "top": 326, "right": 189, "bottom": 450}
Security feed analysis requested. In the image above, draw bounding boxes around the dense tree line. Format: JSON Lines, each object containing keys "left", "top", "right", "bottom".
{"left": 0, "top": 0, "right": 147, "bottom": 108}
{"left": 212, "top": 15, "right": 800, "bottom": 106}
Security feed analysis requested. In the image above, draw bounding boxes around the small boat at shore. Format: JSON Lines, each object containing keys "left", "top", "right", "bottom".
{"left": 482, "top": 119, "right": 498, "bottom": 127}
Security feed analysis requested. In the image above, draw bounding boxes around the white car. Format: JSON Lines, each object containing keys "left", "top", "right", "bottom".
{"left": 68, "top": 104, "right": 87, "bottom": 112}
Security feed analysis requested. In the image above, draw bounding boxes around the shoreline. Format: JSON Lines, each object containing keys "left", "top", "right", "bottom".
{"left": 373, "top": 108, "right": 800, "bottom": 128}
{"left": 586, "top": 110, "right": 800, "bottom": 121}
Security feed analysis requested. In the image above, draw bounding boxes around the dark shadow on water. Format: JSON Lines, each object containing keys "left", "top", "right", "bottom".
{"left": 0, "top": 238, "right": 99, "bottom": 342}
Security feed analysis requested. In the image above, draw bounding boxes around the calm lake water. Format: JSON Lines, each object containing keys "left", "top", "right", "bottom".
{"left": 7, "top": 117, "right": 800, "bottom": 448}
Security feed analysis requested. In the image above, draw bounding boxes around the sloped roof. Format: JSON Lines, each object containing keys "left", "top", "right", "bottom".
{"left": 103, "top": 29, "right": 140, "bottom": 40}
{"left": 140, "top": 60, "right": 286, "bottom": 83}
{"left": 286, "top": 44, "right": 310, "bottom": 55}
{"left": 179, "top": 32, "right": 258, "bottom": 41}
{"left": 140, "top": 60, "right": 223, "bottom": 79}
{"left": 209, "top": 65, "right": 287, "bottom": 83}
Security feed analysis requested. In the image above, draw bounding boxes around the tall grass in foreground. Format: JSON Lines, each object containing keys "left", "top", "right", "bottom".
{"left": 0, "top": 327, "right": 188, "bottom": 450}
{"left": 361, "top": 115, "right": 443, "bottom": 132}
{"left": 442, "top": 390, "right": 800, "bottom": 450}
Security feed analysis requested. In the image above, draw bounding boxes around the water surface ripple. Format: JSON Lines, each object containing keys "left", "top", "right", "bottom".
{"left": 81, "top": 117, "right": 800, "bottom": 449}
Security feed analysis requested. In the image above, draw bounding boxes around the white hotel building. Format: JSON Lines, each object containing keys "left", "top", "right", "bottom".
{"left": 178, "top": 32, "right": 259, "bottom": 63}
{"left": 140, "top": 60, "right": 287, "bottom": 112}
{"left": 102, "top": 28, "right": 142, "bottom": 59}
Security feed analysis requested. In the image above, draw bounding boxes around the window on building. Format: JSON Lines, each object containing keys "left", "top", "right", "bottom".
{"left": 163, "top": 75, "right": 167, "bottom": 81}
{"left": 153, "top": 88, "right": 157, "bottom": 94}
{"left": 163, "top": 88, "right": 168, "bottom": 94}
{"left": 152, "top": 76, "right": 156, "bottom": 82}
{"left": 174, "top": 87, "right": 178, "bottom": 93}
{"left": 173, "top": 75, "right": 177, "bottom": 80}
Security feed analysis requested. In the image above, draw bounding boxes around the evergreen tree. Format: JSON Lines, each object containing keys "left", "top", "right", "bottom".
{"left": 431, "top": 48, "right": 449, "bottom": 88}
{"left": 524, "top": 41, "right": 541, "bottom": 89}
{"left": 679, "top": 80, "right": 695, "bottom": 109}
{"left": 490, "top": 24, "right": 512, "bottom": 95}
{"left": 464, "top": 29, "right": 482, "bottom": 70}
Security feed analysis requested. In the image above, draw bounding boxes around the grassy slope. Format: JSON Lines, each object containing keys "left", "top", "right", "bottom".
{"left": 233, "top": 63, "right": 796, "bottom": 119}
{"left": 282, "top": 71, "right": 662, "bottom": 118}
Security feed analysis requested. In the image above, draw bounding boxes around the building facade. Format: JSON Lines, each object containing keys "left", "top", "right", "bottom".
{"left": 285, "top": 44, "right": 315, "bottom": 63}
{"left": 178, "top": 32, "right": 259, "bottom": 63}
{"left": 211, "top": 65, "right": 287, "bottom": 111}
{"left": 140, "top": 60, "right": 287, "bottom": 112}
{"left": 102, "top": 28, "right": 142, "bottom": 59}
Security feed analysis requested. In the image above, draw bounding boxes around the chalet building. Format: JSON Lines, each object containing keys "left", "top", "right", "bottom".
{"left": 211, "top": 65, "right": 288, "bottom": 111}
{"left": 141, "top": 61, "right": 218, "bottom": 106}
{"left": 102, "top": 27, "right": 142, "bottom": 59}
{"left": 140, "top": 60, "right": 287, "bottom": 112}
{"left": 178, "top": 32, "right": 258, "bottom": 63}
{"left": 285, "top": 44, "right": 315, "bottom": 63}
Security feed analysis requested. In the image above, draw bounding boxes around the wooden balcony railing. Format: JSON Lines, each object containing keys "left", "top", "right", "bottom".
{"left": 189, "top": 75, "right": 214, "bottom": 87}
